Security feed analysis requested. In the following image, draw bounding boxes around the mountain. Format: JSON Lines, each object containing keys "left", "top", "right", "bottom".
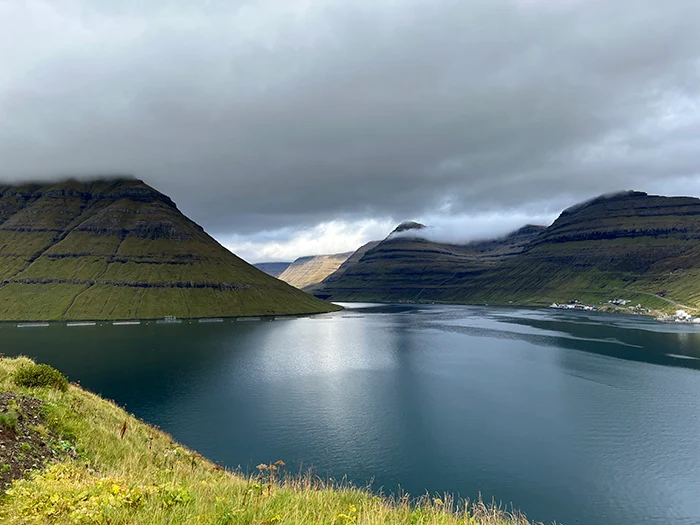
{"left": 0, "top": 178, "right": 339, "bottom": 321}
{"left": 278, "top": 252, "right": 354, "bottom": 289}
{"left": 306, "top": 240, "right": 381, "bottom": 293}
{"left": 253, "top": 261, "right": 292, "bottom": 278}
{"left": 312, "top": 223, "right": 545, "bottom": 301}
{"left": 315, "top": 191, "right": 700, "bottom": 312}
{"left": 392, "top": 220, "right": 426, "bottom": 233}
{"left": 430, "top": 191, "right": 700, "bottom": 309}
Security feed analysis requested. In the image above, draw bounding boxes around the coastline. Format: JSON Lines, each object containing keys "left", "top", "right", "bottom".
{"left": 0, "top": 356, "right": 534, "bottom": 525}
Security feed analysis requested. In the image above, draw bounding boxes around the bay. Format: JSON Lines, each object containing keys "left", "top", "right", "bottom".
{"left": 2, "top": 303, "right": 700, "bottom": 525}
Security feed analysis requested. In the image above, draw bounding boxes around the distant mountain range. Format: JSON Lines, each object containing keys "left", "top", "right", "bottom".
{"left": 0, "top": 178, "right": 339, "bottom": 321}
{"left": 276, "top": 253, "right": 354, "bottom": 289}
{"left": 267, "top": 191, "right": 700, "bottom": 314}
{"left": 311, "top": 221, "right": 547, "bottom": 302}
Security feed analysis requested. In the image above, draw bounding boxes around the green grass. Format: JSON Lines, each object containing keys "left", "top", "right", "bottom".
{"left": 0, "top": 357, "right": 534, "bottom": 525}
{"left": 45, "top": 233, "right": 123, "bottom": 256}
{"left": 17, "top": 257, "right": 109, "bottom": 281}
{"left": 0, "top": 179, "right": 340, "bottom": 321}
{"left": 0, "top": 282, "right": 339, "bottom": 321}
{"left": 316, "top": 193, "right": 700, "bottom": 316}
{"left": 0, "top": 257, "right": 33, "bottom": 281}
{"left": 0, "top": 231, "right": 57, "bottom": 258}
{"left": 12, "top": 363, "right": 69, "bottom": 392}
{"left": 0, "top": 283, "right": 91, "bottom": 321}
{"left": 318, "top": 236, "right": 700, "bottom": 315}
{"left": 0, "top": 408, "right": 18, "bottom": 432}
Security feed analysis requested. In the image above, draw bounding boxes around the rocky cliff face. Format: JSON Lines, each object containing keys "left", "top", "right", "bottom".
{"left": 279, "top": 252, "right": 354, "bottom": 289}
{"left": 0, "top": 178, "right": 338, "bottom": 320}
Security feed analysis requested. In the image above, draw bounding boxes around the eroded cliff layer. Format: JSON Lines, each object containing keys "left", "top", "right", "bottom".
{"left": 313, "top": 224, "right": 545, "bottom": 301}
{"left": 279, "top": 253, "right": 354, "bottom": 289}
{"left": 0, "top": 178, "right": 338, "bottom": 320}
{"left": 315, "top": 191, "right": 700, "bottom": 310}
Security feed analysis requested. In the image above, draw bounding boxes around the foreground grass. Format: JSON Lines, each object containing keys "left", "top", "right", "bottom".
{"left": 0, "top": 357, "right": 536, "bottom": 525}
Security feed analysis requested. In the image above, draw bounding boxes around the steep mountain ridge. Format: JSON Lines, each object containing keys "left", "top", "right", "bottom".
{"left": 316, "top": 191, "right": 700, "bottom": 312}
{"left": 0, "top": 178, "right": 338, "bottom": 320}
{"left": 440, "top": 191, "right": 700, "bottom": 307}
{"left": 313, "top": 224, "right": 546, "bottom": 301}
{"left": 307, "top": 241, "right": 381, "bottom": 293}
{"left": 279, "top": 252, "right": 354, "bottom": 289}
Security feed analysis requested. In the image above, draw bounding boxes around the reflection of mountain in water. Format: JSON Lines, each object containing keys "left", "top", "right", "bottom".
{"left": 421, "top": 307, "right": 700, "bottom": 371}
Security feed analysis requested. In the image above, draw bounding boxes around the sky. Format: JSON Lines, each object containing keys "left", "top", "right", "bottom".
{"left": 1, "top": 0, "right": 699, "bottom": 262}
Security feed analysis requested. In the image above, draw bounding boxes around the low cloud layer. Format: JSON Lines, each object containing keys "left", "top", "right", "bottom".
{"left": 388, "top": 210, "right": 558, "bottom": 246}
{"left": 223, "top": 218, "right": 395, "bottom": 262}
{"left": 2, "top": 0, "right": 700, "bottom": 260}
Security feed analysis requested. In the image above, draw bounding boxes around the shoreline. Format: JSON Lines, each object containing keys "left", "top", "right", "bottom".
{"left": 0, "top": 356, "right": 536, "bottom": 525}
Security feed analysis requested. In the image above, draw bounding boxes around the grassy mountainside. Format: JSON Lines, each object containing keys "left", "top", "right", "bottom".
{"left": 315, "top": 191, "right": 700, "bottom": 313}
{"left": 0, "top": 178, "right": 339, "bottom": 320}
{"left": 278, "top": 252, "right": 353, "bottom": 289}
{"left": 253, "top": 262, "right": 292, "bottom": 278}
{"left": 433, "top": 191, "right": 700, "bottom": 310}
{"left": 0, "top": 357, "right": 533, "bottom": 524}
{"left": 313, "top": 223, "right": 546, "bottom": 302}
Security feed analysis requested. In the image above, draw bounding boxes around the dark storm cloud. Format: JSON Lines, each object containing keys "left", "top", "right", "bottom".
{"left": 1, "top": 0, "right": 700, "bottom": 237}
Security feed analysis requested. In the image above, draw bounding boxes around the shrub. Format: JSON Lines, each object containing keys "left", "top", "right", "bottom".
{"left": 12, "top": 364, "right": 68, "bottom": 392}
{"left": 0, "top": 410, "right": 18, "bottom": 431}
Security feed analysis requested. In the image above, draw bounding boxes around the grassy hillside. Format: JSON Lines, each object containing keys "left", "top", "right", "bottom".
{"left": 313, "top": 225, "right": 546, "bottom": 303}
{"left": 314, "top": 192, "right": 700, "bottom": 314}
{"left": 0, "top": 357, "right": 533, "bottom": 525}
{"left": 0, "top": 179, "right": 339, "bottom": 320}
{"left": 431, "top": 192, "right": 700, "bottom": 312}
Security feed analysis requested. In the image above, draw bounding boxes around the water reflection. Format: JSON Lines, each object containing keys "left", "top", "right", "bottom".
{"left": 423, "top": 307, "right": 700, "bottom": 369}
{"left": 1, "top": 305, "right": 700, "bottom": 525}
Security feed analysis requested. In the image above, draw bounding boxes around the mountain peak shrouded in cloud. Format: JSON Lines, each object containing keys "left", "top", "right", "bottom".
{"left": 560, "top": 190, "right": 649, "bottom": 216}
{"left": 2, "top": 0, "right": 700, "bottom": 261}
{"left": 391, "top": 221, "right": 427, "bottom": 234}
{"left": 0, "top": 177, "right": 339, "bottom": 319}
{"left": 386, "top": 215, "right": 554, "bottom": 247}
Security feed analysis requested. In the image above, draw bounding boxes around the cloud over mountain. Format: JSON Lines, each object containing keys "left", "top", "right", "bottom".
{"left": 1, "top": 0, "right": 699, "bottom": 258}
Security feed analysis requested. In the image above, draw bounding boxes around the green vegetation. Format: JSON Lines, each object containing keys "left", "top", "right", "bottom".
{"left": 313, "top": 226, "right": 545, "bottom": 303}
{"left": 0, "top": 406, "right": 19, "bottom": 432}
{"left": 0, "top": 179, "right": 340, "bottom": 321}
{"left": 315, "top": 192, "right": 700, "bottom": 315}
{"left": 12, "top": 364, "right": 68, "bottom": 392}
{"left": 0, "top": 357, "right": 535, "bottom": 524}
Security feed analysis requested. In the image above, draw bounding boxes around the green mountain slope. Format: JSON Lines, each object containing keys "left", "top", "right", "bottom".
{"left": 0, "top": 178, "right": 339, "bottom": 320}
{"left": 313, "top": 222, "right": 546, "bottom": 301}
{"left": 433, "top": 191, "right": 700, "bottom": 310}
{"left": 315, "top": 191, "right": 700, "bottom": 313}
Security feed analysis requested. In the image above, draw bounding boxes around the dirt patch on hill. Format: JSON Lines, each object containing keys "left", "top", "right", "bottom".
{"left": 0, "top": 392, "right": 74, "bottom": 489}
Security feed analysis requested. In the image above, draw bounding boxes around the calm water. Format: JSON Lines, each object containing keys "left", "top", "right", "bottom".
{"left": 2, "top": 304, "right": 700, "bottom": 525}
